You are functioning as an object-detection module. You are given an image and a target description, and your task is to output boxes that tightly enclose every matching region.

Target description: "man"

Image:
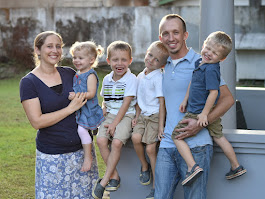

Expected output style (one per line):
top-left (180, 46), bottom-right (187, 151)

top-left (155, 14), bottom-right (234, 199)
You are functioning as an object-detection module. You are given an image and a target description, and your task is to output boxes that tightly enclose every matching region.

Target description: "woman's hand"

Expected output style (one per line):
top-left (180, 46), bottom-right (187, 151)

top-left (68, 92), bottom-right (87, 113)
top-left (68, 92), bottom-right (75, 100)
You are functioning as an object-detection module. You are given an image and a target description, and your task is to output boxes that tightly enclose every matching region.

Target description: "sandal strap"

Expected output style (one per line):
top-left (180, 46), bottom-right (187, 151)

top-left (186, 163), bottom-right (199, 175)
top-left (231, 165), bottom-right (244, 173)
top-left (190, 163), bottom-right (199, 173)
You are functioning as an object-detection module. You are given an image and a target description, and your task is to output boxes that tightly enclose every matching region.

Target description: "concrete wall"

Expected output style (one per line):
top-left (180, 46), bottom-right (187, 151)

top-left (110, 87), bottom-right (265, 198)
top-left (234, 3), bottom-right (265, 81)
top-left (110, 129), bottom-right (265, 199)
top-left (0, 6), bottom-right (201, 70)
top-left (236, 87), bottom-right (265, 130)
top-left (0, 0), bottom-right (103, 8)
top-left (0, 3), bottom-right (264, 80)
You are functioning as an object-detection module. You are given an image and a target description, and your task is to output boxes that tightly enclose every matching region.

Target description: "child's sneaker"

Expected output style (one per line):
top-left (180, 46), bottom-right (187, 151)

top-left (146, 188), bottom-right (155, 199)
top-left (182, 163), bottom-right (203, 186)
top-left (92, 178), bottom-right (105, 199)
top-left (226, 165), bottom-right (247, 180)
top-left (140, 164), bottom-right (151, 185)
top-left (105, 177), bottom-right (120, 191)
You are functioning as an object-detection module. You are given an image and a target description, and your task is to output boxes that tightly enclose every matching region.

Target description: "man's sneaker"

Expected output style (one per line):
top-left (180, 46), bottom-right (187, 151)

top-left (105, 178), bottom-right (120, 192)
top-left (92, 178), bottom-right (105, 199)
top-left (140, 164), bottom-right (151, 185)
top-left (146, 188), bottom-right (155, 199)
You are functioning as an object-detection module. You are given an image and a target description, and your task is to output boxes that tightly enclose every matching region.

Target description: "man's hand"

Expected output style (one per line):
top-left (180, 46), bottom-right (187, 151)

top-left (174, 118), bottom-right (203, 140)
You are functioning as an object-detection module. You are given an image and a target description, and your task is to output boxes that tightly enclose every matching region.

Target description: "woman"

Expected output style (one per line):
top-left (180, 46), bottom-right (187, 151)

top-left (19, 31), bottom-right (99, 198)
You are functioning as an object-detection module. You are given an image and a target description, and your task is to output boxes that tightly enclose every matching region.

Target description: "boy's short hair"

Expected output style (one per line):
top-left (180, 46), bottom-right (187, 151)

top-left (107, 40), bottom-right (132, 59)
top-left (204, 31), bottom-right (232, 59)
top-left (159, 14), bottom-right (187, 35)
top-left (147, 41), bottom-right (169, 65)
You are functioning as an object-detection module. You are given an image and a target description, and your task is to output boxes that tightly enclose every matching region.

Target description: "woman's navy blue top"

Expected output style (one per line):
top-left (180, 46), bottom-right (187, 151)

top-left (19, 67), bottom-right (82, 154)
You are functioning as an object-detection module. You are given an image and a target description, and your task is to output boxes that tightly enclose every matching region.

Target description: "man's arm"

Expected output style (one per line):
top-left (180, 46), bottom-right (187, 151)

top-left (175, 85), bottom-right (234, 139)
top-left (207, 85), bottom-right (234, 124)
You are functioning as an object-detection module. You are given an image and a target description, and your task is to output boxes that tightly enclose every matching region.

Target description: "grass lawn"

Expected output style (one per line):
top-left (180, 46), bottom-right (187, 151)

top-left (0, 68), bottom-right (109, 198)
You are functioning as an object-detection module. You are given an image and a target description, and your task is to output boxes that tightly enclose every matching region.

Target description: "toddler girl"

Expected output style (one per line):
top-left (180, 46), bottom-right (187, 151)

top-left (69, 41), bottom-right (105, 171)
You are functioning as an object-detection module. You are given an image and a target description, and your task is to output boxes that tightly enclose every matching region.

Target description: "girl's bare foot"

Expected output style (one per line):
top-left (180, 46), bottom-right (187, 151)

top-left (81, 155), bottom-right (93, 172)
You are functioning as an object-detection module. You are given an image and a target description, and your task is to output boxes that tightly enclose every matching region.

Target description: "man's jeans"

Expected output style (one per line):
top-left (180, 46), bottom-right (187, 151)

top-left (154, 145), bottom-right (213, 199)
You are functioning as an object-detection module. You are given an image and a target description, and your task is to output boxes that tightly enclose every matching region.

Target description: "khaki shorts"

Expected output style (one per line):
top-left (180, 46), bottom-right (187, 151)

top-left (97, 113), bottom-right (134, 145)
top-left (132, 113), bottom-right (159, 144)
top-left (171, 112), bottom-right (223, 140)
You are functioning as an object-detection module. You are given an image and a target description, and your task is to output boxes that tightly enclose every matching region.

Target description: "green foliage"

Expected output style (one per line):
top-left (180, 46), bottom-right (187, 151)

top-left (0, 69), bottom-right (110, 198)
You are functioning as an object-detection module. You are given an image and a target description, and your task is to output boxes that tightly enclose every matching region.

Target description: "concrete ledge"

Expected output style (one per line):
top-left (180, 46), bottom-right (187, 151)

top-left (110, 129), bottom-right (265, 198)
top-left (217, 129), bottom-right (265, 154)
top-left (209, 129), bottom-right (265, 199)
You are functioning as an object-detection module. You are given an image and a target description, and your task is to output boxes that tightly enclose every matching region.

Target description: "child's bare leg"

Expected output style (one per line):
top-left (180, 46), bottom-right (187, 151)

top-left (77, 126), bottom-right (93, 172)
top-left (173, 139), bottom-right (197, 172)
top-left (146, 142), bottom-right (157, 188)
top-left (97, 137), bottom-right (119, 180)
top-left (81, 143), bottom-right (93, 172)
top-left (100, 139), bottom-right (123, 187)
top-left (213, 136), bottom-right (240, 170)
top-left (132, 133), bottom-right (149, 171)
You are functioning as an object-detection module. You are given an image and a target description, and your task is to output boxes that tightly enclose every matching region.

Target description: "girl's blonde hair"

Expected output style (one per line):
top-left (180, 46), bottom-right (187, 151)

top-left (70, 41), bottom-right (104, 68)
top-left (33, 31), bottom-right (64, 66)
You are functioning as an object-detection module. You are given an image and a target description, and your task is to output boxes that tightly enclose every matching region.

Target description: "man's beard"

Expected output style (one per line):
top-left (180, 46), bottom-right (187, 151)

top-left (170, 49), bottom-right (180, 54)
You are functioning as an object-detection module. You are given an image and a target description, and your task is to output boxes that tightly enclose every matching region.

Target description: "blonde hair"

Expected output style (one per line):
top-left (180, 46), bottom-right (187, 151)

top-left (107, 40), bottom-right (132, 59)
top-left (70, 41), bottom-right (104, 68)
top-left (33, 31), bottom-right (64, 66)
top-left (147, 41), bottom-right (169, 65)
top-left (204, 31), bottom-right (232, 59)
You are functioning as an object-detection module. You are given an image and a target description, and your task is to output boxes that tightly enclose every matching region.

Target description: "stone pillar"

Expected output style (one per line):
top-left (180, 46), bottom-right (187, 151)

top-left (200, 0), bottom-right (236, 129)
